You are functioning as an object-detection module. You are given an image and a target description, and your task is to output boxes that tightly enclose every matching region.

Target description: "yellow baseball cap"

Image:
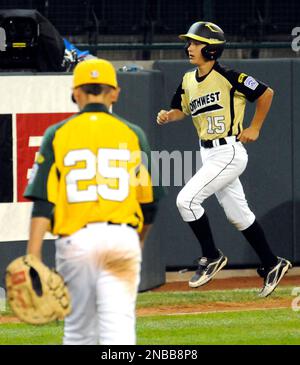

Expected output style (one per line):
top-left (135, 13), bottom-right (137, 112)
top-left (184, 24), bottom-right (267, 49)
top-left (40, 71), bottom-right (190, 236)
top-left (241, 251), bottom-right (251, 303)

top-left (73, 58), bottom-right (118, 89)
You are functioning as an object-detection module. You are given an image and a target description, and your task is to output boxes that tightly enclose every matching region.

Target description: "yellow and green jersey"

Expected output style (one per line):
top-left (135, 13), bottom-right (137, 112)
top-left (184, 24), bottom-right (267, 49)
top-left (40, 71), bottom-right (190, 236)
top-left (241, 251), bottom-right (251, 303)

top-left (171, 62), bottom-right (268, 140)
top-left (24, 103), bottom-right (163, 236)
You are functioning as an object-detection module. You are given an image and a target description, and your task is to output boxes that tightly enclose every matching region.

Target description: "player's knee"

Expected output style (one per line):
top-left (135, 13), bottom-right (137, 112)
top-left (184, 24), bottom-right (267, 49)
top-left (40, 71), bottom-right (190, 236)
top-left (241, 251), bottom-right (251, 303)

top-left (176, 190), bottom-right (189, 212)
top-left (177, 188), bottom-right (206, 211)
top-left (218, 197), bottom-right (256, 231)
top-left (235, 214), bottom-right (256, 231)
top-left (177, 190), bottom-right (205, 221)
top-left (225, 212), bottom-right (255, 231)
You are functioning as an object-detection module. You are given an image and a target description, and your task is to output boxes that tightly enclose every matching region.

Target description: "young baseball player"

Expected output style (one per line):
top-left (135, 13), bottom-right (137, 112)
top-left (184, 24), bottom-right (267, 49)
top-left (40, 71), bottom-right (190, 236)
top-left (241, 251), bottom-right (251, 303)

top-left (157, 21), bottom-right (292, 297)
top-left (24, 58), bottom-right (164, 344)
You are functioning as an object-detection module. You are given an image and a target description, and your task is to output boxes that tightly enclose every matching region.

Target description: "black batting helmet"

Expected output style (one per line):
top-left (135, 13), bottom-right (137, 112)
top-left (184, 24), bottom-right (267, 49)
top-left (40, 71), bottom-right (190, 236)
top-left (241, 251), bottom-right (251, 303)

top-left (179, 21), bottom-right (226, 60)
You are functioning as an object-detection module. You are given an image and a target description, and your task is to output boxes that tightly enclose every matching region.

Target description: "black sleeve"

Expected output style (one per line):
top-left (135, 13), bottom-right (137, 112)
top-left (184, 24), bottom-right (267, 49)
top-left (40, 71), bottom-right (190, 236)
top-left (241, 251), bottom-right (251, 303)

top-left (170, 82), bottom-right (185, 110)
top-left (216, 64), bottom-right (269, 102)
top-left (141, 202), bottom-right (158, 224)
top-left (32, 199), bottom-right (54, 219)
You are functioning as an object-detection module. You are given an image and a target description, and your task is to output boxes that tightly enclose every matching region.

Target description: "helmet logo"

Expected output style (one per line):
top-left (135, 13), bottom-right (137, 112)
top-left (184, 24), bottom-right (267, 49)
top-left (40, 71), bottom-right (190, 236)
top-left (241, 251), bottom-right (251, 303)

top-left (205, 23), bottom-right (220, 33)
top-left (90, 70), bottom-right (99, 78)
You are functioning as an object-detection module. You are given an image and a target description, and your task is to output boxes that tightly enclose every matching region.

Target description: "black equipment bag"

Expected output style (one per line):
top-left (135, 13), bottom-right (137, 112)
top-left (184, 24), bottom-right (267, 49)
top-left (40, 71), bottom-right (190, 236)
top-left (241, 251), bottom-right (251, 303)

top-left (0, 9), bottom-right (65, 71)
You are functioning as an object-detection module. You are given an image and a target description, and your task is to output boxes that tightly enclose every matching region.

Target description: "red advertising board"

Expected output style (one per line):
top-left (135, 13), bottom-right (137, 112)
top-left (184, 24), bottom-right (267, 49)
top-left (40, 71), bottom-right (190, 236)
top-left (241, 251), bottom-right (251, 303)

top-left (16, 113), bottom-right (74, 202)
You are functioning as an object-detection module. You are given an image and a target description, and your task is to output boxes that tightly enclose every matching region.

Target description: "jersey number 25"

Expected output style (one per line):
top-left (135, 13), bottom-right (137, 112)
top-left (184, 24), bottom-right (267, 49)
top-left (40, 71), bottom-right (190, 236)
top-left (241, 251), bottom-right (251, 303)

top-left (64, 148), bottom-right (130, 203)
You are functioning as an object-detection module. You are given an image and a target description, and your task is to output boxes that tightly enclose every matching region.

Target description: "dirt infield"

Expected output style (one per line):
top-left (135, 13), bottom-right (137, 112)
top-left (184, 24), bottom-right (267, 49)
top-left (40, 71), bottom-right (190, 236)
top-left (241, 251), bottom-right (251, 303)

top-left (136, 275), bottom-right (300, 316)
top-left (137, 298), bottom-right (293, 316)
top-left (151, 275), bottom-right (300, 292)
top-left (0, 316), bottom-right (21, 324)
top-left (1, 276), bottom-right (299, 322)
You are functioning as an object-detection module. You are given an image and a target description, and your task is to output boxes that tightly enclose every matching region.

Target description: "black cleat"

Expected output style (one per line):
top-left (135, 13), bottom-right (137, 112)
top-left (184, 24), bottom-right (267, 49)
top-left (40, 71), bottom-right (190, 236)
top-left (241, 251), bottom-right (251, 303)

top-left (189, 250), bottom-right (228, 288)
top-left (257, 257), bottom-right (292, 298)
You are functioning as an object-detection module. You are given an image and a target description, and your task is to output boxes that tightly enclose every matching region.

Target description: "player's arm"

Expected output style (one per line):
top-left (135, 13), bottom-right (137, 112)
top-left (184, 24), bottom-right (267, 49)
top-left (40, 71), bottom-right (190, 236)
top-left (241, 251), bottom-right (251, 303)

top-left (238, 87), bottom-right (274, 143)
top-left (139, 224), bottom-right (150, 245)
top-left (136, 164), bottom-right (159, 248)
top-left (27, 217), bottom-right (50, 260)
top-left (136, 199), bottom-right (155, 249)
top-left (157, 80), bottom-right (189, 125)
top-left (226, 69), bottom-right (274, 143)
top-left (157, 108), bottom-right (185, 125)
top-left (133, 126), bottom-right (166, 247)
top-left (24, 126), bottom-right (58, 260)
top-left (26, 200), bottom-right (54, 259)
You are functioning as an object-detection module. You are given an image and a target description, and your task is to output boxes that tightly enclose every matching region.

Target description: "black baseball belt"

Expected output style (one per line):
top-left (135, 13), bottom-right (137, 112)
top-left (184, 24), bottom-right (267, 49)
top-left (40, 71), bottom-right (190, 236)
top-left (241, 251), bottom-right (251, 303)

top-left (201, 136), bottom-right (238, 148)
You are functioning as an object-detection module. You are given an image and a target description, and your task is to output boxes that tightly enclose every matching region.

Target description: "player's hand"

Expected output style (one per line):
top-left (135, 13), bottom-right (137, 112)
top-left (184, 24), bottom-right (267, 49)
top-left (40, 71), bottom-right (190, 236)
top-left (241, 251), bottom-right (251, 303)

top-left (238, 127), bottom-right (260, 143)
top-left (157, 110), bottom-right (170, 125)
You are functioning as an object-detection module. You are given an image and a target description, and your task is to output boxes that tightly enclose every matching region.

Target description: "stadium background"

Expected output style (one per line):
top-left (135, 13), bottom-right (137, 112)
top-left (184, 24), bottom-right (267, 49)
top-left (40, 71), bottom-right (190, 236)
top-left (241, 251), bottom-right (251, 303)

top-left (1, 0), bottom-right (300, 59)
top-left (0, 1), bottom-right (299, 292)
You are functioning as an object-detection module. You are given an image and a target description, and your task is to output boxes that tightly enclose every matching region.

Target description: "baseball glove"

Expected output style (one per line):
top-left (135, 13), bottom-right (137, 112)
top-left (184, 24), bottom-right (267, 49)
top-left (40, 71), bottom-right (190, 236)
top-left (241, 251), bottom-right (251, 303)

top-left (5, 254), bottom-right (71, 324)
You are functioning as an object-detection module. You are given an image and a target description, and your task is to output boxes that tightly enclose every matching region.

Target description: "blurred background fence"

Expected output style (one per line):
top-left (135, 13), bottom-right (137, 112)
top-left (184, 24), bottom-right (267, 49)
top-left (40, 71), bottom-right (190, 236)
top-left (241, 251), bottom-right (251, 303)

top-left (0, 0), bottom-right (300, 59)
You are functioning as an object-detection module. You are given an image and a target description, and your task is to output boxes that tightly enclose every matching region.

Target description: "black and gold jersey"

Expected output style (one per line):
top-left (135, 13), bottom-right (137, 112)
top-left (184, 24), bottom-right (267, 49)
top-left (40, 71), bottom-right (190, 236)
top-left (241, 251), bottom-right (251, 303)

top-left (171, 62), bottom-right (268, 140)
top-left (24, 103), bottom-right (164, 236)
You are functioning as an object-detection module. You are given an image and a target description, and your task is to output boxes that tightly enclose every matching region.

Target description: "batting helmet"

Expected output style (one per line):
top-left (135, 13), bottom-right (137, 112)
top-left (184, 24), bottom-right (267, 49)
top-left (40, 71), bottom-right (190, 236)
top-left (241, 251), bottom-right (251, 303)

top-left (179, 21), bottom-right (226, 61)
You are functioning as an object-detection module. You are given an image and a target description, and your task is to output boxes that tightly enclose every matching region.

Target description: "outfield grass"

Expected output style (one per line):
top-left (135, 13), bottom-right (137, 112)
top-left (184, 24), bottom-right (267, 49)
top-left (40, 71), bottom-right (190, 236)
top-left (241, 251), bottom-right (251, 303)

top-left (137, 309), bottom-right (300, 345)
top-left (0, 322), bottom-right (63, 345)
top-left (0, 288), bottom-right (299, 345)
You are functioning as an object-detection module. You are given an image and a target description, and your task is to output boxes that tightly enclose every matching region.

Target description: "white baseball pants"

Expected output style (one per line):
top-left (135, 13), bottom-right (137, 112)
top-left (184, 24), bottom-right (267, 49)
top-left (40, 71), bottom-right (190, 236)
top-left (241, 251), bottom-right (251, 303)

top-left (55, 222), bottom-right (141, 345)
top-left (176, 139), bottom-right (255, 231)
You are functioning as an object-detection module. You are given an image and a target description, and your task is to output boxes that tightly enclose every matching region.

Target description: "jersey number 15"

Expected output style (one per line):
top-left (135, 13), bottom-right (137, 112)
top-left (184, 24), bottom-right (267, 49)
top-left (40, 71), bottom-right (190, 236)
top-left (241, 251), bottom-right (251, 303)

top-left (207, 116), bottom-right (226, 134)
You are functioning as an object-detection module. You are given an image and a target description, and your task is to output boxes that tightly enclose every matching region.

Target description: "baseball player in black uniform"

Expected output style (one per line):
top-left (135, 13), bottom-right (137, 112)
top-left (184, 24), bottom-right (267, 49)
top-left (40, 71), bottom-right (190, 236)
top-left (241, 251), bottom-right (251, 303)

top-left (157, 21), bottom-right (291, 297)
